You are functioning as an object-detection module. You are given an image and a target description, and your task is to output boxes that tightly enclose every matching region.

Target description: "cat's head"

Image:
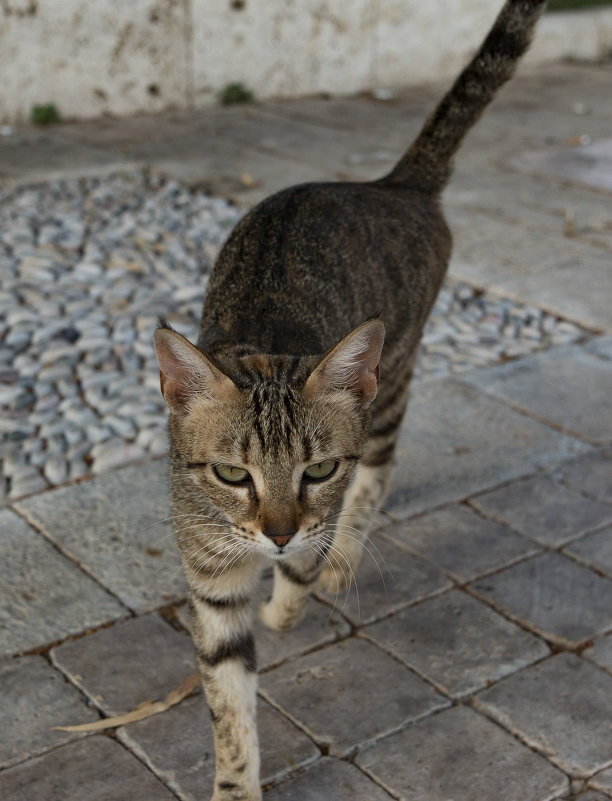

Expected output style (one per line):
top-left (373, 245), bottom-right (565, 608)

top-left (153, 318), bottom-right (384, 559)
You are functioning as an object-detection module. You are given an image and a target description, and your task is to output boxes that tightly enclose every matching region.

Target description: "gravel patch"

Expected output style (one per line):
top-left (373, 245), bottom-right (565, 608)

top-left (0, 170), bottom-right (587, 500)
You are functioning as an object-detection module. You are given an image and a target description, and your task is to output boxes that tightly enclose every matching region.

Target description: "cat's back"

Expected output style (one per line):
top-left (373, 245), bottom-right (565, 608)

top-left (199, 180), bottom-right (451, 355)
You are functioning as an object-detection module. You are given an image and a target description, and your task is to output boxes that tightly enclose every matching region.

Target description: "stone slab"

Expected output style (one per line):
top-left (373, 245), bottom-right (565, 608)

top-left (356, 705), bottom-right (567, 801)
top-left (384, 505), bottom-right (538, 583)
top-left (448, 208), bottom-right (612, 331)
top-left (446, 164), bottom-right (612, 254)
top-left (265, 94), bottom-right (429, 146)
top-left (461, 344), bottom-right (612, 445)
top-left (588, 335), bottom-right (612, 361)
top-left (51, 613), bottom-right (197, 717)
top-left (577, 793), bottom-right (612, 801)
top-left (553, 451), bottom-right (612, 505)
top-left (0, 509), bottom-right (125, 657)
top-left (584, 633), bottom-right (612, 677)
top-left (470, 475), bottom-right (612, 547)
top-left (387, 377), bottom-right (588, 517)
top-left (566, 526), bottom-right (612, 579)
top-left (264, 757), bottom-right (393, 801)
top-left (591, 767), bottom-right (612, 796)
top-left (475, 653), bottom-right (612, 777)
top-left (259, 638), bottom-right (447, 756)
top-left (154, 143), bottom-right (330, 208)
top-left (316, 534), bottom-right (451, 627)
top-left (0, 130), bottom-right (130, 183)
top-left (0, 655), bottom-right (99, 769)
top-left (0, 736), bottom-right (176, 801)
top-left (470, 552), bottom-right (612, 647)
top-left (203, 108), bottom-right (402, 182)
top-left (120, 694), bottom-right (319, 797)
top-left (509, 139), bottom-right (612, 194)
top-left (364, 589), bottom-right (548, 698)
top-left (16, 459), bottom-right (187, 613)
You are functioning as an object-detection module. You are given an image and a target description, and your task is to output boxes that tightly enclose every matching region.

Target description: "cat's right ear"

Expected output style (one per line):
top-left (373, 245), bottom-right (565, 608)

top-left (304, 317), bottom-right (385, 408)
top-left (153, 326), bottom-right (238, 414)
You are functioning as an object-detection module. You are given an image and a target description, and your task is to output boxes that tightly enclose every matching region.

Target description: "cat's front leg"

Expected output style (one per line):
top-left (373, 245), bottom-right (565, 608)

top-left (187, 559), bottom-right (263, 801)
top-left (259, 549), bottom-right (324, 632)
top-left (318, 461), bottom-right (393, 593)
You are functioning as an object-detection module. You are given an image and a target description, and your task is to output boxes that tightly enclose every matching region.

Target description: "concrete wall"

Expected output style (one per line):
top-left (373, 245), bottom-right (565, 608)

top-left (1, 0), bottom-right (612, 124)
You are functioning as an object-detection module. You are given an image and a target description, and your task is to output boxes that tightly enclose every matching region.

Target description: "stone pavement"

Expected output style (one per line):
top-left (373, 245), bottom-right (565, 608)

top-left (1, 60), bottom-right (612, 800)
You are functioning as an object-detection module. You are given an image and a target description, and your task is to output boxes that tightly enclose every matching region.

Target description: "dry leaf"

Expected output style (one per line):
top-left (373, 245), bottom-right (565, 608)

top-left (52, 672), bottom-right (200, 733)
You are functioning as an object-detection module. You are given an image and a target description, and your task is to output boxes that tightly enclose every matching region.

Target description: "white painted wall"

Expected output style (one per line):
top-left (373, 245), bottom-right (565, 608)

top-left (1, 0), bottom-right (611, 123)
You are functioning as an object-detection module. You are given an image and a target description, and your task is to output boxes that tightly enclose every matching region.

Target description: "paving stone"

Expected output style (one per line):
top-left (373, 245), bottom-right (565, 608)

top-left (153, 140), bottom-right (329, 208)
top-left (553, 451), bottom-right (612, 505)
top-left (0, 130), bottom-right (130, 182)
top-left (259, 638), bottom-right (447, 756)
top-left (591, 768), bottom-right (612, 796)
top-left (356, 705), bottom-right (567, 801)
top-left (470, 552), bottom-right (612, 647)
top-left (316, 534), bottom-right (451, 626)
top-left (566, 526), bottom-right (612, 579)
top-left (584, 632), bottom-right (612, 676)
top-left (509, 138), bottom-right (612, 194)
top-left (364, 589), bottom-right (548, 698)
top-left (587, 336), bottom-right (612, 361)
top-left (383, 504), bottom-right (538, 583)
top-left (264, 757), bottom-right (393, 801)
top-left (0, 736), bottom-right (176, 801)
top-left (447, 163), bottom-right (612, 252)
top-left (51, 614), bottom-right (197, 716)
top-left (119, 694), bottom-right (319, 797)
top-left (449, 210), bottom-right (612, 331)
top-left (475, 653), bottom-right (612, 777)
top-left (388, 377), bottom-right (588, 516)
top-left (0, 509), bottom-right (125, 657)
top-left (0, 655), bottom-right (99, 769)
top-left (576, 793), bottom-right (612, 801)
top-left (16, 459), bottom-right (187, 613)
top-left (470, 476), bottom-right (612, 547)
top-left (461, 345), bottom-right (612, 445)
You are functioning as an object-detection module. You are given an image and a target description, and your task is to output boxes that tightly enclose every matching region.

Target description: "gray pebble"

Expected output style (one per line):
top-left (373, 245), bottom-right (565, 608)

top-left (43, 457), bottom-right (68, 485)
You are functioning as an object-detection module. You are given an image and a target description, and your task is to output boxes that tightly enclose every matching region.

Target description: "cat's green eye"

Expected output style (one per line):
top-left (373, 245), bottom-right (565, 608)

top-left (303, 459), bottom-right (338, 482)
top-left (214, 464), bottom-right (250, 484)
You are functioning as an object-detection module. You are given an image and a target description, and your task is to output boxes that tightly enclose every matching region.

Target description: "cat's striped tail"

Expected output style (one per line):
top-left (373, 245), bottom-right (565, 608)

top-left (382, 0), bottom-right (547, 192)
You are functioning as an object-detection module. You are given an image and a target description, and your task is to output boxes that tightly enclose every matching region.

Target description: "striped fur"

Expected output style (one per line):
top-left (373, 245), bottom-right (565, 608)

top-left (154, 3), bottom-right (547, 798)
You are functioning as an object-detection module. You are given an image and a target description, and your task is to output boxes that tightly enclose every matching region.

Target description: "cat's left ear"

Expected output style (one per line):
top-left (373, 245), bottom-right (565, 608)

top-left (304, 318), bottom-right (385, 408)
top-left (154, 325), bottom-right (238, 414)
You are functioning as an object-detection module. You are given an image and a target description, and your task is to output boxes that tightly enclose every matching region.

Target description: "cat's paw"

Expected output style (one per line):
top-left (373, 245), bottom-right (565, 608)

top-left (258, 600), bottom-right (304, 632)
top-left (318, 565), bottom-right (350, 594)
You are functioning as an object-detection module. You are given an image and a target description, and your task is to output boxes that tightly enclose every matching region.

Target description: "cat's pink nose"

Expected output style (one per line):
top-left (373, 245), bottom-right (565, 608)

top-left (263, 524), bottom-right (297, 547)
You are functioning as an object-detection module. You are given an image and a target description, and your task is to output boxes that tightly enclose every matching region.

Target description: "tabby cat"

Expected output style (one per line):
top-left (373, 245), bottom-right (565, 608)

top-left (154, 2), bottom-right (547, 798)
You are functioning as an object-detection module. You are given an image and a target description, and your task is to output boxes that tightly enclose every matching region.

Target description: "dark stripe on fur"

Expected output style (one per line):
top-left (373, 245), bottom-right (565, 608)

top-left (363, 441), bottom-right (396, 467)
top-left (278, 560), bottom-right (316, 586)
top-left (193, 590), bottom-right (251, 610)
top-left (197, 632), bottom-right (256, 672)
